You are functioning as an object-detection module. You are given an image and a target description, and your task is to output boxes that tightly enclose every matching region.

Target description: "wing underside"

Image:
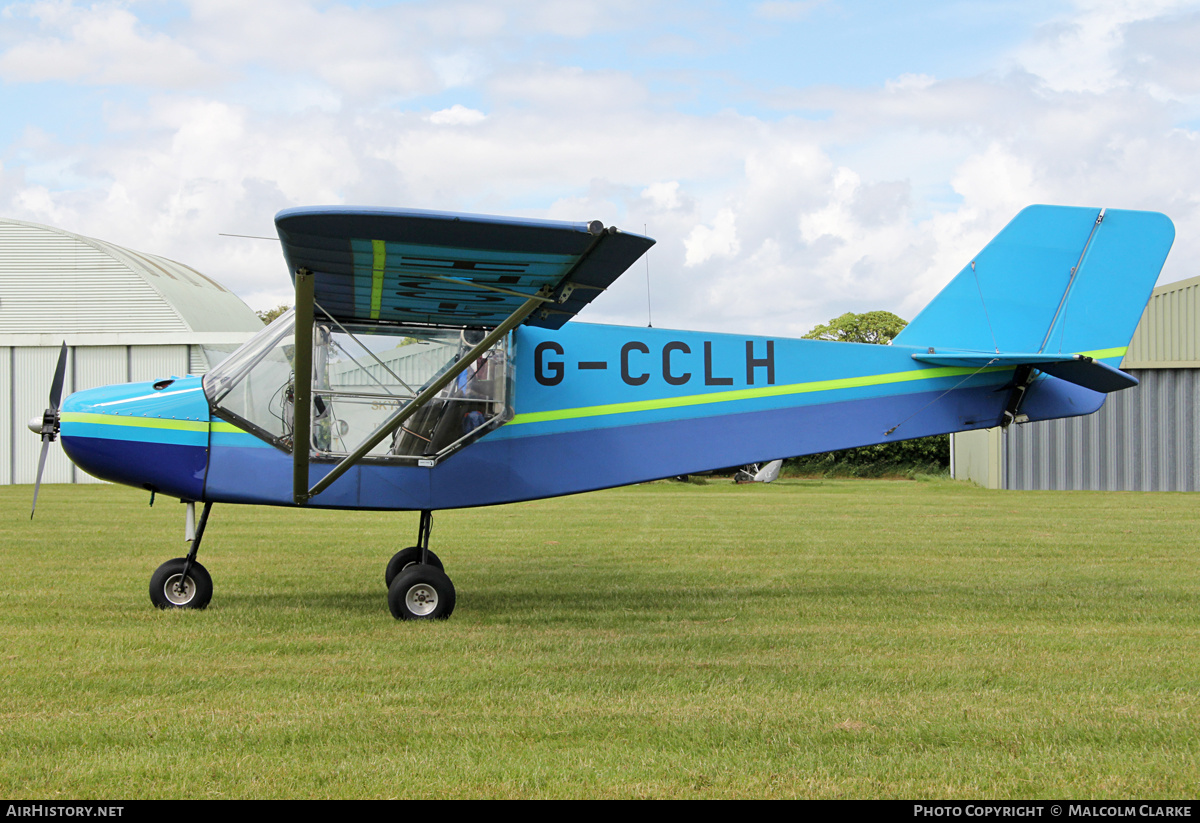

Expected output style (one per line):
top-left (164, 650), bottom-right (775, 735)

top-left (275, 207), bottom-right (655, 329)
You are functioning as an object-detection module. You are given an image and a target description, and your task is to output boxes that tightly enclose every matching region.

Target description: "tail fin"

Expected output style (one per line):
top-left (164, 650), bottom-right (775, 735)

top-left (894, 206), bottom-right (1175, 371)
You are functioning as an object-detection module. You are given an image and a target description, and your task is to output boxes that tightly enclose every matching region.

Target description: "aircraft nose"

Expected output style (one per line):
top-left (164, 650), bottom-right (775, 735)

top-left (28, 416), bottom-right (42, 435)
top-left (58, 377), bottom-right (211, 500)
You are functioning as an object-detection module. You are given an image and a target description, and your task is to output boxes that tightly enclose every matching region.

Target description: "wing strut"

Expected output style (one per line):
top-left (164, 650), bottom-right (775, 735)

top-left (291, 281), bottom-right (552, 505)
top-left (292, 269), bottom-right (316, 504)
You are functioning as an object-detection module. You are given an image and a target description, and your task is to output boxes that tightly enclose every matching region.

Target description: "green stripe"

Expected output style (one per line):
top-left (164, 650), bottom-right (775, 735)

top-left (211, 421), bottom-right (251, 434)
top-left (60, 412), bottom-right (208, 432)
top-left (371, 239), bottom-right (385, 320)
top-left (506, 345), bottom-right (1130, 428)
top-left (508, 364), bottom-right (987, 427)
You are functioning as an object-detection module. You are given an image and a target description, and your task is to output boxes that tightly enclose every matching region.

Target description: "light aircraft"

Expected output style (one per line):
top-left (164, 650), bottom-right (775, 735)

top-left (30, 205), bottom-right (1175, 619)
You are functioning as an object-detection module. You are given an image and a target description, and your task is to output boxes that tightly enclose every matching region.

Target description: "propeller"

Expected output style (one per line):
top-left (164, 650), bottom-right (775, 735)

top-left (29, 342), bottom-right (67, 519)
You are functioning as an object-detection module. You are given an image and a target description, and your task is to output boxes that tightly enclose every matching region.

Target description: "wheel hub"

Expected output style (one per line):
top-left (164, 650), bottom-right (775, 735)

top-left (164, 574), bottom-right (195, 606)
top-left (405, 583), bottom-right (438, 616)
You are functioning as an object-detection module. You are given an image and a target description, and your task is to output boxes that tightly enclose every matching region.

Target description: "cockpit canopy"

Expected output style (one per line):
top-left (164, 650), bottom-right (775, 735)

top-left (202, 309), bottom-right (512, 464)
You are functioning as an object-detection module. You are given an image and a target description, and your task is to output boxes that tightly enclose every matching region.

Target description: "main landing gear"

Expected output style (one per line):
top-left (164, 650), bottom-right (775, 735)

top-left (385, 509), bottom-right (456, 620)
top-left (149, 501), bottom-right (214, 610)
top-left (148, 504), bottom-right (455, 619)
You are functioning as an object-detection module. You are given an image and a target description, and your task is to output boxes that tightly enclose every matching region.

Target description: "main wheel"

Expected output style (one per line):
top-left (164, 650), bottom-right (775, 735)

top-left (388, 564), bottom-right (455, 620)
top-left (384, 546), bottom-right (444, 588)
top-left (149, 558), bottom-right (213, 610)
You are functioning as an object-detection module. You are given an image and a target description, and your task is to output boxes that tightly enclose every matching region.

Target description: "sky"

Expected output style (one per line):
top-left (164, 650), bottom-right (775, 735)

top-left (2, 0), bottom-right (1198, 338)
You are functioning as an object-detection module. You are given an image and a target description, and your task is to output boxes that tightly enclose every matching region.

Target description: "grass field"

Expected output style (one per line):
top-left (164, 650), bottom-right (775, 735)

top-left (1, 478), bottom-right (1197, 799)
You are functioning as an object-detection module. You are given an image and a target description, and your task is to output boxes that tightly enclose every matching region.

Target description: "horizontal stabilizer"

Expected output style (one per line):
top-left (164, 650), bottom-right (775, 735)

top-left (912, 351), bottom-right (1138, 393)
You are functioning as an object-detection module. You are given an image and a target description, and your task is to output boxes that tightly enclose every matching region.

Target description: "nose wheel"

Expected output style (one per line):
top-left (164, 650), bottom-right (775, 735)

top-left (149, 557), bottom-right (213, 609)
top-left (150, 501), bottom-right (214, 610)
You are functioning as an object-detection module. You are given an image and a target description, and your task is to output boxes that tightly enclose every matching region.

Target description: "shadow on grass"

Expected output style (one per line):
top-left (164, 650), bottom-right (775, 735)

top-left (203, 571), bottom-right (798, 623)
top-left (211, 590), bottom-right (387, 614)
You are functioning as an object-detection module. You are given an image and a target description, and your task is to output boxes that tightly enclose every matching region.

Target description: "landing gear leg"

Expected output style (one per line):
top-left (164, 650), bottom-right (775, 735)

top-left (387, 509), bottom-right (455, 620)
top-left (383, 509), bottom-right (444, 587)
top-left (149, 502), bottom-right (214, 610)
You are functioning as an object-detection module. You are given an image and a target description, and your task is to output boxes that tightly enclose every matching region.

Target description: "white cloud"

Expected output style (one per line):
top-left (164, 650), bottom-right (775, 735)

top-left (684, 208), bottom-right (740, 267)
top-left (886, 73), bottom-right (936, 92)
top-left (640, 181), bottom-right (683, 211)
top-left (428, 105), bottom-right (487, 126)
top-left (13, 184), bottom-right (71, 225)
top-left (510, 0), bottom-right (650, 38)
top-left (1012, 0), bottom-right (1198, 94)
top-left (0, 2), bottom-right (216, 86)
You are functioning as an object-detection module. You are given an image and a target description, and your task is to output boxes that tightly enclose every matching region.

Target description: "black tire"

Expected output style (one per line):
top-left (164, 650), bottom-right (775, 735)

top-left (388, 564), bottom-right (455, 620)
top-left (149, 558), bottom-right (213, 610)
top-left (384, 546), bottom-right (444, 588)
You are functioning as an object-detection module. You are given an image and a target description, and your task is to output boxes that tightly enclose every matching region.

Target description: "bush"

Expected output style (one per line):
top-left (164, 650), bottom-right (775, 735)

top-left (783, 434), bottom-right (949, 478)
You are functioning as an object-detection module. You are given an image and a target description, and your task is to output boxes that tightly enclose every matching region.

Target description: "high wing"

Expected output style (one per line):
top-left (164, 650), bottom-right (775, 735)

top-left (277, 206), bottom-right (655, 504)
top-left (275, 206), bottom-right (655, 330)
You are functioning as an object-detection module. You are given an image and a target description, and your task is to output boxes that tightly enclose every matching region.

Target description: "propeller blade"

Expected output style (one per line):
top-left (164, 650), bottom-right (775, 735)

top-left (31, 438), bottom-right (50, 519)
top-left (49, 341), bottom-right (67, 412)
top-left (31, 342), bottom-right (68, 519)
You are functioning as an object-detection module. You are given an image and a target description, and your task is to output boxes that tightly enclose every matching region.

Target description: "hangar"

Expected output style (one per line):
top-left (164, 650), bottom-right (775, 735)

top-left (1, 217), bottom-right (264, 485)
top-left (952, 273), bottom-right (1200, 491)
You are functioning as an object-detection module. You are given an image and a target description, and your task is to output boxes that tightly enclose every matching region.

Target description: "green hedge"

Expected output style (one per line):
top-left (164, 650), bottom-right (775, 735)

top-left (783, 434), bottom-right (950, 478)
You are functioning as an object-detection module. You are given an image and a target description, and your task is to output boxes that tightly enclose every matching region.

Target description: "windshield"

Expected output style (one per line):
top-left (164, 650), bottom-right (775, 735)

top-left (202, 309), bottom-right (297, 440)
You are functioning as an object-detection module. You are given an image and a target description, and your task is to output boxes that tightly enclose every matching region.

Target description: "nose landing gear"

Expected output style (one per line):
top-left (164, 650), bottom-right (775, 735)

top-left (149, 501), bottom-right (213, 610)
top-left (149, 557), bottom-right (213, 609)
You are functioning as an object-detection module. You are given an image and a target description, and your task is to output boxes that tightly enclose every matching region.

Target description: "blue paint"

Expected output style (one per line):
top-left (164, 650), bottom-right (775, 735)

top-left (62, 436), bottom-right (208, 500)
top-left (210, 428), bottom-right (275, 450)
top-left (62, 377), bottom-right (210, 424)
top-left (203, 377), bottom-right (1021, 511)
top-left (58, 378), bottom-right (212, 499)
top-left (61, 420), bottom-right (207, 447)
top-left (204, 441), bottom-right (431, 509)
top-left (503, 323), bottom-right (1015, 438)
top-left (895, 207), bottom-right (1174, 354)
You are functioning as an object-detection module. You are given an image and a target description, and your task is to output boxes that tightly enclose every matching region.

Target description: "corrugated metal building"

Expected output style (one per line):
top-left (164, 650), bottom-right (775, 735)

top-left (1, 218), bottom-right (264, 485)
top-left (952, 274), bottom-right (1200, 490)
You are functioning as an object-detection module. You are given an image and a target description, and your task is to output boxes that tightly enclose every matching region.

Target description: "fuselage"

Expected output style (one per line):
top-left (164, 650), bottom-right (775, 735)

top-left (59, 321), bottom-right (1104, 511)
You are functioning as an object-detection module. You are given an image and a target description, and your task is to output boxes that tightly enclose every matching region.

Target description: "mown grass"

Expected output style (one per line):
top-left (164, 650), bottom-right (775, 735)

top-left (1, 479), bottom-right (1197, 798)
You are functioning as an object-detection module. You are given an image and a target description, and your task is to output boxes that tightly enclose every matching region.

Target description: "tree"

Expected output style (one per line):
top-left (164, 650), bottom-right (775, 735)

top-left (788, 309), bottom-right (950, 475)
top-left (256, 304), bottom-right (291, 325)
top-left (802, 310), bottom-right (908, 345)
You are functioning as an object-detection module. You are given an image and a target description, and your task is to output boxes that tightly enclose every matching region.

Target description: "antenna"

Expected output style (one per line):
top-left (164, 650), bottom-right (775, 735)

top-left (644, 223), bottom-right (653, 328)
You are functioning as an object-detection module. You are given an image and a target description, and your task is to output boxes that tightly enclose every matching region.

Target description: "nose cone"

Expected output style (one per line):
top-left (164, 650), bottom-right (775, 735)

top-left (59, 377), bottom-right (211, 499)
